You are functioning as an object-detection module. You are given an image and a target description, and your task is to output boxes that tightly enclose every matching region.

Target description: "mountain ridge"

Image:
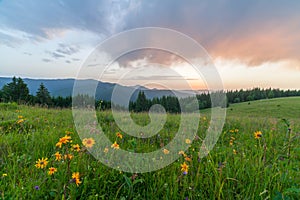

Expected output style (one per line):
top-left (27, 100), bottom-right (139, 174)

top-left (0, 77), bottom-right (205, 101)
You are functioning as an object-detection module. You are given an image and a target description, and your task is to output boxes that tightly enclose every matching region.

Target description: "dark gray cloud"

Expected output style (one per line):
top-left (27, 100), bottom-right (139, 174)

top-left (56, 43), bottom-right (79, 55)
top-left (45, 51), bottom-right (65, 59)
top-left (42, 58), bottom-right (52, 63)
top-left (52, 52), bottom-right (65, 59)
top-left (0, 0), bottom-right (137, 41)
top-left (44, 43), bottom-right (80, 61)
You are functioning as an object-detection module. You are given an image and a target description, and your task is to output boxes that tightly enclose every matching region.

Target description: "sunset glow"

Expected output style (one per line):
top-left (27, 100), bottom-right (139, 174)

top-left (0, 1), bottom-right (299, 90)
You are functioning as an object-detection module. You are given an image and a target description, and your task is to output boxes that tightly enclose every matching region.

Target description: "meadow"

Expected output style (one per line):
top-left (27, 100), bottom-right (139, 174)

top-left (0, 97), bottom-right (299, 199)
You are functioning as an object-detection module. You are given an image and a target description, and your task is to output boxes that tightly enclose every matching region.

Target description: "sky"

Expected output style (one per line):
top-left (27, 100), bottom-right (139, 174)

top-left (0, 0), bottom-right (300, 90)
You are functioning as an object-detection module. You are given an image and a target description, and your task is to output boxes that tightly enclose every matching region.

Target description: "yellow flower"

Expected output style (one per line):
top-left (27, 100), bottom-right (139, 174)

top-left (2, 173), bottom-right (7, 177)
top-left (163, 149), bottom-right (169, 155)
top-left (18, 115), bottom-right (23, 119)
top-left (111, 141), bottom-right (120, 149)
top-left (72, 172), bottom-right (80, 179)
top-left (17, 119), bottom-right (24, 124)
top-left (82, 138), bottom-right (95, 148)
top-left (54, 152), bottom-right (62, 161)
top-left (103, 147), bottom-right (109, 153)
top-left (72, 172), bottom-right (82, 186)
top-left (48, 167), bottom-right (57, 175)
top-left (56, 142), bottom-right (62, 148)
top-left (233, 149), bottom-right (237, 155)
top-left (35, 157), bottom-right (48, 169)
top-left (116, 132), bottom-right (123, 139)
top-left (229, 140), bottom-right (234, 146)
top-left (185, 139), bottom-right (191, 144)
top-left (56, 135), bottom-right (71, 148)
top-left (178, 150), bottom-right (185, 155)
top-left (254, 131), bottom-right (262, 139)
top-left (185, 156), bottom-right (192, 162)
top-left (64, 154), bottom-right (73, 160)
top-left (72, 144), bottom-right (81, 152)
top-left (234, 129), bottom-right (239, 133)
top-left (181, 162), bottom-right (189, 174)
top-left (61, 135), bottom-right (71, 143)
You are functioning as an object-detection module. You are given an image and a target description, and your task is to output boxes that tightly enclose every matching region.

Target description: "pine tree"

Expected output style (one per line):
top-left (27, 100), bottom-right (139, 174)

top-left (16, 77), bottom-right (30, 103)
top-left (1, 76), bottom-right (29, 103)
top-left (135, 91), bottom-right (148, 112)
top-left (36, 83), bottom-right (52, 106)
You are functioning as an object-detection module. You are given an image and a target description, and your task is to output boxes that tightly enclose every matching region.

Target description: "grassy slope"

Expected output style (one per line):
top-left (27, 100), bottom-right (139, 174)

top-left (227, 96), bottom-right (300, 119)
top-left (0, 97), bottom-right (299, 199)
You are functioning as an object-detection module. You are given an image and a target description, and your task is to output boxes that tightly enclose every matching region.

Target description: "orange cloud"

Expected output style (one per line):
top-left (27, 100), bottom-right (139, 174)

top-left (204, 19), bottom-right (300, 67)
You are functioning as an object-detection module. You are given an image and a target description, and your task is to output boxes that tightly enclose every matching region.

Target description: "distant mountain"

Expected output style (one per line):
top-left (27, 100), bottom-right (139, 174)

top-left (0, 77), bottom-right (205, 101)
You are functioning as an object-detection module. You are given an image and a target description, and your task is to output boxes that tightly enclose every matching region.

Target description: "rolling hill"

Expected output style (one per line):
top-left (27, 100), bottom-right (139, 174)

top-left (226, 96), bottom-right (300, 119)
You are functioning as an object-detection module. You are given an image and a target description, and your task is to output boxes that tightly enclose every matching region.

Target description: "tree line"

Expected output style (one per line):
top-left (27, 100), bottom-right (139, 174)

top-left (129, 87), bottom-right (300, 113)
top-left (0, 77), bottom-right (71, 108)
top-left (1, 77), bottom-right (300, 112)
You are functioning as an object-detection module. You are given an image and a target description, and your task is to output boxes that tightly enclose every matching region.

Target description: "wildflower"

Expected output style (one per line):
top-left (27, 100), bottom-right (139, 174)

top-left (103, 147), bottom-right (109, 153)
top-left (56, 142), bottom-right (62, 148)
top-left (82, 138), bottom-right (95, 148)
top-left (234, 129), bottom-right (239, 133)
top-left (54, 152), bottom-right (62, 161)
top-left (163, 149), bottom-right (169, 154)
top-left (181, 162), bottom-right (189, 174)
top-left (72, 144), bottom-right (81, 152)
top-left (254, 131), bottom-right (262, 139)
top-left (34, 186), bottom-right (40, 190)
top-left (56, 135), bottom-right (71, 148)
top-left (178, 150), bottom-right (185, 155)
top-left (229, 140), bottom-right (234, 146)
top-left (111, 141), bottom-right (120, 149)
top-left (72, 172), bottom-right (82, 186)
top-left (2, 173), bottom-right (7, 177)
top-left (18, 115), bottom-right (23, 119)
top-left (233, 149), bottom-right (237, 155)
top-left (185, 139), bottom-right (191, 144)
top-left (17, 119), bottom-right (24, 124)
top-left (185, 156), bottom-right (192, 162)
top-left (64, 154), bottom-right (73, 160)
top-left (35, 157), bottom-right (48, 169)
top-left (116, 132), bottom-right (123, 139)
top-left (48, 167), bottom-right (57, 175)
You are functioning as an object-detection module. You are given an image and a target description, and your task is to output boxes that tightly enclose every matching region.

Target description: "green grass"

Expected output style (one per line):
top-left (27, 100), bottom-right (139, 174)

top-left (0, 97), bottom-right (299, 199)
top-left (227, 97), bottom-right (300, 119)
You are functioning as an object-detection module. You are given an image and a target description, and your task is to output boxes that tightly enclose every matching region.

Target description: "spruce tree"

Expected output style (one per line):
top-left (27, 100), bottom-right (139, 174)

top-left (36, 83), bottom-right (52, 106)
